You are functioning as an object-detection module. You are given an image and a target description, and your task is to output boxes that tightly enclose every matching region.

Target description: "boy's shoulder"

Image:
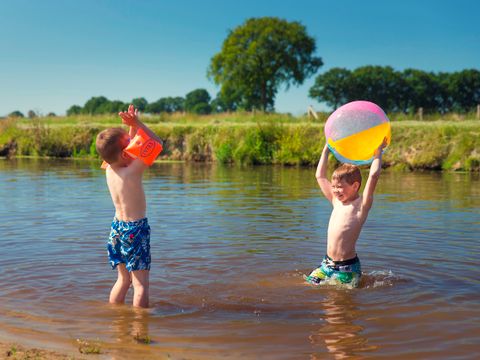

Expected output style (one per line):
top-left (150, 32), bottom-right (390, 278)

top-left (332, 195), bottom-right (364, 209)
top-left (107, 159), bottom-right (146, 176)
top-left (125, 159), bottom-right (148, 175)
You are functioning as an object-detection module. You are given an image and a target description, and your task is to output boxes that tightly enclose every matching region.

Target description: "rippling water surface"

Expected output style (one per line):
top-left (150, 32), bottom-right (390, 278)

top-left (0, 159), bottom-right (479, 359)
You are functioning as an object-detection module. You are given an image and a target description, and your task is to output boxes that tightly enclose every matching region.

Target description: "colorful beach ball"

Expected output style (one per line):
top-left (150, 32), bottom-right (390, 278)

top-left (325, 101), bottom-right (391, 165)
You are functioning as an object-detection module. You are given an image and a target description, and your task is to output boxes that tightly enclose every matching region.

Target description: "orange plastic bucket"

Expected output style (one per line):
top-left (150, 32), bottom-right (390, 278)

top-left (124, 128), bottom-right (163, 165)
top-left (101, 128), bottom-right (163, 168)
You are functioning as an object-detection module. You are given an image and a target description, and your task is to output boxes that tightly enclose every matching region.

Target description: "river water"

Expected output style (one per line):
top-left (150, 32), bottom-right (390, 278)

top-left (0, 159), bottom-right (479, 359)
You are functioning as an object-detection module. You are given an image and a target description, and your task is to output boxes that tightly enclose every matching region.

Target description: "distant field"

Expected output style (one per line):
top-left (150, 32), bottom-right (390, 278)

top-left (9, 109), bottom-right (480, 126)
top-left (1, 113), bottom-right (479, 171)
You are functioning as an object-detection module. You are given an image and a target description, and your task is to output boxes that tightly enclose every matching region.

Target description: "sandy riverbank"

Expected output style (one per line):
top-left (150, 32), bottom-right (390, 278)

top-left (0, 340), bottom-right (85, 360)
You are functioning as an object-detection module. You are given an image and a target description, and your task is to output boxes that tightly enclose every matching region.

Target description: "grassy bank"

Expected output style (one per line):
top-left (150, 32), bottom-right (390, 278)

top-left (1, 114), bottom-right (479, 171)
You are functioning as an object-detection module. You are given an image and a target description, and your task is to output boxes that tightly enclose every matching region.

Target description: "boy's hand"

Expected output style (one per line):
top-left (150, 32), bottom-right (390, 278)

top-left (374, 137), bottom-right (388, 157)
top-left (119, 104), bottom-right (139, 127)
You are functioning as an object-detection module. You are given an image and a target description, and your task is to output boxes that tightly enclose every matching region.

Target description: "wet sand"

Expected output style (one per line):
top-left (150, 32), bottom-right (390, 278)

top-left (0, 340), bottom-right (83, 360)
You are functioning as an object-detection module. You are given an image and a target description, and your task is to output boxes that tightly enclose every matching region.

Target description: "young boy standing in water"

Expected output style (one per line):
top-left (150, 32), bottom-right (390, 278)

top-left (305, 138), bottom-right (387, 287)
top-left (96, 105), bottom-right (163, 308)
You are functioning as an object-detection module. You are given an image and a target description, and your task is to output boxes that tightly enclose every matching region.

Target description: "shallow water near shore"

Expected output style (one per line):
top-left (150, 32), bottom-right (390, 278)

top-left (0, 158), bottom-right (479, 359)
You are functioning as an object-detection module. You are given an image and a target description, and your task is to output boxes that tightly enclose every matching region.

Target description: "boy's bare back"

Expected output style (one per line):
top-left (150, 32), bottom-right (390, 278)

top-left (106, 160), bottom-right (147, 222)
top-left (104, 105), bottom-right (163, 222)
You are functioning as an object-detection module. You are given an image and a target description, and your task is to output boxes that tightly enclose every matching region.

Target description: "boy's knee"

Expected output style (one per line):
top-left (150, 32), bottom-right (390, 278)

top-left (132, 273), bottom-right (149, 290)
top-left (132, 278), bottom-right (147, 290)
top-left (117, 273), bottom-right (131, 287)
top-left (121, 277), bottom-right (132, 285)
top-left (117, 280), bottom-right (131, 291)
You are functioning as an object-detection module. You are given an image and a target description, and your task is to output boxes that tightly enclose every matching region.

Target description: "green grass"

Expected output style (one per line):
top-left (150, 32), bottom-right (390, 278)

top-left (76, 338), bottom-right (102, 354)
top-left (133, 333), bottom-right (152, 345)
top-left (13, 111), bottom-right (311, 127)
top-left (1, 113), bottom-right (479, 171)
top-left (6, 345), bottom-right (17, 357)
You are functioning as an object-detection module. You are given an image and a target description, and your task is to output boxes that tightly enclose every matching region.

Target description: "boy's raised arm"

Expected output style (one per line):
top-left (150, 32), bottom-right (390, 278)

top-left (119, 105), bottom-right (163, 146)
top-left (362, 137), bottom-right (388, 210)
top-left (119, 104), bottom-right (164, 173)
top-left (119, 105), bottom-right (139, 138)
top-left (316, 144), bottom-right (333, 203)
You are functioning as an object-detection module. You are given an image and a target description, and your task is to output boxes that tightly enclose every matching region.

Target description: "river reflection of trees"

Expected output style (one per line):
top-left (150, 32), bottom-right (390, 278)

top-left (0, 158), bottom-right (107, 183)
top-left (152, 162), bottom-right (317, 200)
top-left (151, 163), bottom-right (480, 210)
top-left (375, 171), bottom-right (480, 208)
top-left (2, 159), bottom-right (479, 209)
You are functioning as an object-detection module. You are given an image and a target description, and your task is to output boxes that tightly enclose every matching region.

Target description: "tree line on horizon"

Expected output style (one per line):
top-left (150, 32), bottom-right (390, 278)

top-left (5, 17), bottom-right (480, 119)
top-left (310, 67), bottom-right (480, 114)
top-left (66, 66), bottom-right (480, 117)
top-left (65, 87), bottom-right (216, 116)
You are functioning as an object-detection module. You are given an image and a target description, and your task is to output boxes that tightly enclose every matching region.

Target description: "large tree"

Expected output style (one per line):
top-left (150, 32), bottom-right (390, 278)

top-left (131, 97), bottom-right (148, 112)
top-left (8, 110), bottom-right (24, 118)
top-left (348, 66), bottom-right (404, 113)
top-left (309, 68), bottom-right (352, 109)
top-left (185, 89), bottom-right (212, 114)
top-left (82, 96), bottom-right (110, 115)
top-left (208, 17), bottom-right (322, 112)
top-left (448, 69), bottom-right (480, 112)
top-left (146, 97), bottom-right (185, 114)
top-left (434, 72), bottom-right (454, 114)
top-left (76, 96), bottom-right (127, 115)
top-left (402, 69), bottom-right (439, 113)
top-left (310, 66), bottom-right (406, 113)
top-left (66, 105), bottom-right (82, 116)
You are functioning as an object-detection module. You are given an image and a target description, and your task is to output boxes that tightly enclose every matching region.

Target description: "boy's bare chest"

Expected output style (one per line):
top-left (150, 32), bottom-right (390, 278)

top-left (329, 200), bottom-right (365, 229)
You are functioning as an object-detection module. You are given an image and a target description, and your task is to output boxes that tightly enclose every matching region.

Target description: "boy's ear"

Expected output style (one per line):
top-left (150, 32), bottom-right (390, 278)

top-left (353, 181), bottom-right (361, 192)
top-left (121, 151), bottom-right (131, 160)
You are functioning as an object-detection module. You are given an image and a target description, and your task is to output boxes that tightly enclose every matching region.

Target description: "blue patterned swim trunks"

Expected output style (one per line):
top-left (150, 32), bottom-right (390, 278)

top-left (107, 217), bottom-right (151, 272)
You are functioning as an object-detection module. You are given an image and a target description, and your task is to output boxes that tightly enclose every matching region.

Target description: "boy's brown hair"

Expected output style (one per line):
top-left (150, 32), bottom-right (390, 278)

top-left (332, 164), bottom-right (362, 187)
top-left (96, 128), bottom-right (128, 164)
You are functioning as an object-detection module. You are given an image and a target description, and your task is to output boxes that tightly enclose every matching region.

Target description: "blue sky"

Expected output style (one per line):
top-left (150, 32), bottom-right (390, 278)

top-left (0, 0), bottom-right (479, 116)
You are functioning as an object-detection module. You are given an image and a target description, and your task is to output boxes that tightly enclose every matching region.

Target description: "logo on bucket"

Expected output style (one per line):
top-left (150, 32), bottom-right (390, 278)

top-left (141, 139), bottom-right (156, 157)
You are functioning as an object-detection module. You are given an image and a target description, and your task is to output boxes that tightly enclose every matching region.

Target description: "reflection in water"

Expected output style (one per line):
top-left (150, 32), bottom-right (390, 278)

top-left (107, 306), bottom-right (154, 360)
top-left (110, 306), bottom-right (150, 344)
top-left (310, 290), bottom-right (377, 359)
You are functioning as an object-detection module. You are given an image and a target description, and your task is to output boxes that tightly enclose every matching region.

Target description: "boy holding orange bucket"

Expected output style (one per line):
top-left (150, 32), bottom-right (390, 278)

top-left (96, 105), bottom-right (163, 308)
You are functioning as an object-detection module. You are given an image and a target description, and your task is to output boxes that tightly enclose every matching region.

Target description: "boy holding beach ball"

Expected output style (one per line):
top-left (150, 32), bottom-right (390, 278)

top-left (305, 101), bottom-right (389, 287)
